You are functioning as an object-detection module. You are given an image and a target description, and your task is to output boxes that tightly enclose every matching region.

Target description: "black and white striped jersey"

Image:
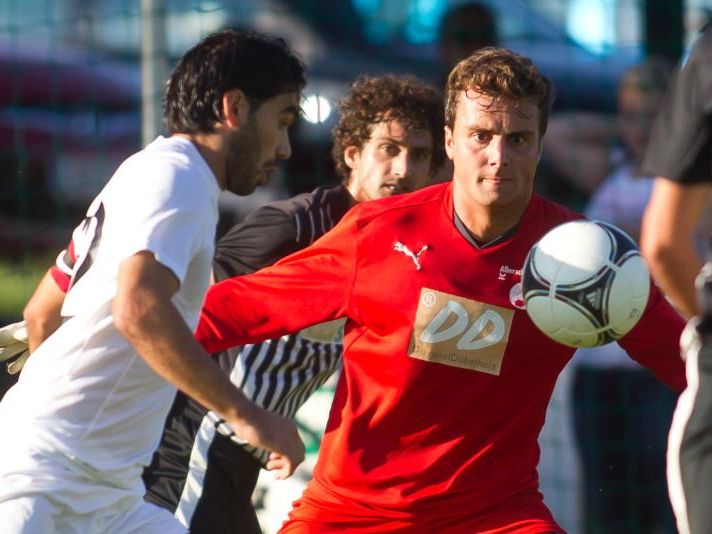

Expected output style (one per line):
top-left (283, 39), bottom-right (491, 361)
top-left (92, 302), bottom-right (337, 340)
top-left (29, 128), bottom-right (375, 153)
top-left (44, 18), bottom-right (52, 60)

top-left (143, 184), bottom-right (355, 521)
top-left (209, 183), bottom-right (354, 463)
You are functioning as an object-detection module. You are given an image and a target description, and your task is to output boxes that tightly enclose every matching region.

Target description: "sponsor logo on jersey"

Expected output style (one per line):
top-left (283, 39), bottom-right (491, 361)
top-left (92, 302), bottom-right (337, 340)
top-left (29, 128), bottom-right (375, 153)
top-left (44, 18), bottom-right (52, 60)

top-left (498, 264), bottom-right (522, 281)
top-left (509, 282), bottom-right (525, 310)
top-left (393, 241), bottom-right (428, 270)
top-left (408, 287), bottom-right (514, 375)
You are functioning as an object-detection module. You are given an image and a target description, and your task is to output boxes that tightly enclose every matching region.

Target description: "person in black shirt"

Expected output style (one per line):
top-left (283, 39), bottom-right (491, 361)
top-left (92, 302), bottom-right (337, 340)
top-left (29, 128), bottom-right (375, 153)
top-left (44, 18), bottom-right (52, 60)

top-left (640, 24), bottom-right (712, 534)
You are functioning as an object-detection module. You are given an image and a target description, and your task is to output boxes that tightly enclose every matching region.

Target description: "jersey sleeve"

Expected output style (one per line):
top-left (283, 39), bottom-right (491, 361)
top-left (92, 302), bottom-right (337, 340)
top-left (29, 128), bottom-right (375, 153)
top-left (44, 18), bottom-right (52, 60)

top-left (642, 25), bottom-right (712, 183)
top-left (106, 159), bottom-right (212, 287)
top-left (196, 204), bottom-right (361, 354)
top-left (50, 240), bottom-right (76, 292)
top-left (617, 282), bottom-right (687, 391)
top-left (212, 206), bottom-right (298, 281)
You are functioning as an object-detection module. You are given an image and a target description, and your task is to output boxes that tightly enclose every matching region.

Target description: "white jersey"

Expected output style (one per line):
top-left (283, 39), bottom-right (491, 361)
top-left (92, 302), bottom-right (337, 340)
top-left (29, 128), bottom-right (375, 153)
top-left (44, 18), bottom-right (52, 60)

top-left (0, 136), bottom-right (219, 498)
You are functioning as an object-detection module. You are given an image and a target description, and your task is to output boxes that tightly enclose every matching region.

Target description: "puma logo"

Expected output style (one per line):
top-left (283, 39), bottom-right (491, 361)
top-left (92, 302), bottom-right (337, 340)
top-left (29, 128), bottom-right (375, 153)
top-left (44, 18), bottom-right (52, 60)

top-left (394, 241), bottom-right (428, 270)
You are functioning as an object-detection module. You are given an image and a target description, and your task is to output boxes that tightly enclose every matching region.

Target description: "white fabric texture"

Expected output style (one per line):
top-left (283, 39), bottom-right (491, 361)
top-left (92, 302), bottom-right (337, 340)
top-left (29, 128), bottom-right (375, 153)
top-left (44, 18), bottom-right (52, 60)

top-left (0, 136), bottom-right (219, 520)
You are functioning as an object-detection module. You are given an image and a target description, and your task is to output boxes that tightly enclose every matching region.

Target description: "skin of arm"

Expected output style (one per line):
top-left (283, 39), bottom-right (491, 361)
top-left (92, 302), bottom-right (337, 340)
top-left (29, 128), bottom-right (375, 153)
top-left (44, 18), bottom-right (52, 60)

top-left (112, 250), bottom-right (305, 477)
top-left (640, 177), bottom-right (712, 319)
top-left (23, 269), bottom-right (67, 352)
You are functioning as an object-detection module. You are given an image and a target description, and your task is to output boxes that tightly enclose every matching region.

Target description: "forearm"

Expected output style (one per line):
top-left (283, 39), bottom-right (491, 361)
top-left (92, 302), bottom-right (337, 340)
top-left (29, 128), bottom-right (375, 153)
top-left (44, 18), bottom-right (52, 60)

top-left (645, 245), bottom-right (701, 319)
top-left (641, 179), bottom-right (712, 318)
top-left (113, 288), bottom-right (257, 427)
top-left (23, 269), bottom-right (66, 352)
top-left (114, 250), bottom-right (303, 477)
top-left (198, 268), bottom-right (346, 353)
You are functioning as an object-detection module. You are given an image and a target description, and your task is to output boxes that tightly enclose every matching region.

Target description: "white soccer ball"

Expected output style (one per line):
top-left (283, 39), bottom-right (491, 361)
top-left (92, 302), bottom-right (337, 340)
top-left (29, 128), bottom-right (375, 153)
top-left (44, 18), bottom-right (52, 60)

top-left (522, 220), bottom-right (650, 348)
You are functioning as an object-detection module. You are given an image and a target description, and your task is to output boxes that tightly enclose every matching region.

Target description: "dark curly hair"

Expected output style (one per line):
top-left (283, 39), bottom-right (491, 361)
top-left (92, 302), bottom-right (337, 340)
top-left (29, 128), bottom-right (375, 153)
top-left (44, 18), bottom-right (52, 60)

top-left (445, 47), bottom-right (554, 137)
top-left (164, 29), bottom-right (306, 134)
top-left (331, 74), bottom-right (445, 181)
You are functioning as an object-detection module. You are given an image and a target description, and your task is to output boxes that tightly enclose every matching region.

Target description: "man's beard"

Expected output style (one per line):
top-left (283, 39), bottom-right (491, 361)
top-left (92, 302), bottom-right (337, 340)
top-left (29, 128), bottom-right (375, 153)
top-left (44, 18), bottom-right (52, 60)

top-left (225, 119), bottom-right (262, 196)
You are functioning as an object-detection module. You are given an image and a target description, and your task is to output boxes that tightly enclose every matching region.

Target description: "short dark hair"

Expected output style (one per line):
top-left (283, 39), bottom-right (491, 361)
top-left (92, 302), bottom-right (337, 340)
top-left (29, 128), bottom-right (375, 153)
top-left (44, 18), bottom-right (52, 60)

top-left (445, 47), bottom-right (554, 137)
top-left (331, 74), bottom-right (445, 180)
top-left (164, 29), bottom-right (306, 134)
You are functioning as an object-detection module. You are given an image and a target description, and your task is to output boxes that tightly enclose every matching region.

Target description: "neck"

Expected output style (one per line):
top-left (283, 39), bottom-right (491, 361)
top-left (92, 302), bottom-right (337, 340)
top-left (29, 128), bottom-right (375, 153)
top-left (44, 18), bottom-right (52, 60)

top-left (175, 132), bottom-right (225, 188)
top-left (453, 194), bottom-right (529, 243)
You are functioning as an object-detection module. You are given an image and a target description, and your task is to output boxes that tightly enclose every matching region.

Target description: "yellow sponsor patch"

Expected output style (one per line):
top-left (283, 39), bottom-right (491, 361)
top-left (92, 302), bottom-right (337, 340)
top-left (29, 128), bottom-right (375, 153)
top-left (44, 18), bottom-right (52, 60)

top-left (408, 288), bottom-right (514, 375)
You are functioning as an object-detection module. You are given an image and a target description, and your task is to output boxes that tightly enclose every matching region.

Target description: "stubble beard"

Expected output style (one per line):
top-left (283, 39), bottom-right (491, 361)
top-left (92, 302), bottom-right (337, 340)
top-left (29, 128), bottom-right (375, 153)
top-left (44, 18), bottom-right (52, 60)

top-left (225, 119), bottom-right (262, 196)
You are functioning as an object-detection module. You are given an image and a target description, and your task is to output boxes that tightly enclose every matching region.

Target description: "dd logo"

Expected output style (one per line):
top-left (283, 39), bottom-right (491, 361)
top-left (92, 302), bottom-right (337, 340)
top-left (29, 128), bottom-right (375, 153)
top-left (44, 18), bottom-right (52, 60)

top-left (420, 301), bottom-right (505, 350)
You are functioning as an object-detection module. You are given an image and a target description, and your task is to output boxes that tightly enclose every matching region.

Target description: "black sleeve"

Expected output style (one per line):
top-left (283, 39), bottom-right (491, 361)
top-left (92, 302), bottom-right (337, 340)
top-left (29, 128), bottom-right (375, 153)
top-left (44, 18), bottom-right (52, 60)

top-left (642, 25), bottom-right (712, 183)
top-left (212, 205), bottom-right (299, 282)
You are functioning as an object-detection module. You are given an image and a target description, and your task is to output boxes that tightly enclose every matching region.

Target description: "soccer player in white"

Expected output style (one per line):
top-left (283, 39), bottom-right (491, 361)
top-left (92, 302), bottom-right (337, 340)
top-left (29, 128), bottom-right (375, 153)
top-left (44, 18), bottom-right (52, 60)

top-left (0, 29), bottom-right (305, 533)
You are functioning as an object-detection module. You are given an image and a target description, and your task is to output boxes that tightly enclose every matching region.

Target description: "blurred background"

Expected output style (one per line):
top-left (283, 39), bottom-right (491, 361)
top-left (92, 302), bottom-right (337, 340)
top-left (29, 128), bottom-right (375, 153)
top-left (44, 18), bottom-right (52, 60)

top-left (1, 1), bottom-right (710, 532)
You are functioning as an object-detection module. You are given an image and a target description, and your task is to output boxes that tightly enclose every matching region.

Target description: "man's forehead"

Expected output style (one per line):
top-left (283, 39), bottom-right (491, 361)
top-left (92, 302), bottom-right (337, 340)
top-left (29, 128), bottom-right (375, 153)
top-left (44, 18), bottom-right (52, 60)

top-left (369, 118), bottom-right (431, 141)
top-left (458, 89), bottom-right (538, 122)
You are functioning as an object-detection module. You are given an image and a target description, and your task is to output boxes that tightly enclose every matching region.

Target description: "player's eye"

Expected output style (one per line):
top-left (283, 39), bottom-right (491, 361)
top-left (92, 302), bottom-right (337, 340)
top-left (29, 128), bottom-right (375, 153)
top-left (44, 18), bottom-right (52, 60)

top-left (472, 132), bottom-right (491, 143)
top-left (381, 144), bottom-right (400, 156)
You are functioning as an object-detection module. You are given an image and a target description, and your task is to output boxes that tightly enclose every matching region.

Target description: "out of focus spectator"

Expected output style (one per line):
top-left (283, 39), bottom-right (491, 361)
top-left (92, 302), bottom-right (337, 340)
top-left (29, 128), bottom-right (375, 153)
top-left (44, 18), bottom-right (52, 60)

top-left (432, 2), bottom-right (499, 184)
top-left (572, 57), bottom-right (678, 534)
top-left (438, 2), bottom-right (498, 77)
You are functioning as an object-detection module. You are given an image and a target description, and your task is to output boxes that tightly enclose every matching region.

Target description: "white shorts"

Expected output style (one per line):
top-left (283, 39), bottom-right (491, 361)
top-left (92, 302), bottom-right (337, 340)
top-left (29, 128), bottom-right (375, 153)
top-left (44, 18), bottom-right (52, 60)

top-left (0, 447), bottom-right (186, 534)
top-left (0, 494), bottom-right (186, 534)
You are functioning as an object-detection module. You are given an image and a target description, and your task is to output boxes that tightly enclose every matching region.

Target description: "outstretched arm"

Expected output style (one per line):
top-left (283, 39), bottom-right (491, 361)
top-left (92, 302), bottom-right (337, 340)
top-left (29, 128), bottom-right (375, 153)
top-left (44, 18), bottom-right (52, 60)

top-left (114, 250), bottom-right (305, 477)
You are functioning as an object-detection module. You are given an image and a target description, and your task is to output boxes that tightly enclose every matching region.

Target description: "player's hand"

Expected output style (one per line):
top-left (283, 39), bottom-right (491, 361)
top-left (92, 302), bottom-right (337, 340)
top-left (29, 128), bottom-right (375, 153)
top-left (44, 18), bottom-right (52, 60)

top-left (0, 320), bottom-right (30, 374)
top-left (233, 406), bottom-right (305, 479)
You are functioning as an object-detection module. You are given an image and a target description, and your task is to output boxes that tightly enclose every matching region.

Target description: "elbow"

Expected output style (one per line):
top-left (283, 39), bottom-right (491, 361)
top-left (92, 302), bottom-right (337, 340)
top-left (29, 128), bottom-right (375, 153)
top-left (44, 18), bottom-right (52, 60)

top-left (112, 285), bottom-right (163, 343)
top-left (112, 291), bottom-right (143, 341)
top-left (23, 299), bottom-right (58, 339)
top-left (22, 300), bottom-right (41, 329)
top-left (640, 233), bottom-right (673, 272)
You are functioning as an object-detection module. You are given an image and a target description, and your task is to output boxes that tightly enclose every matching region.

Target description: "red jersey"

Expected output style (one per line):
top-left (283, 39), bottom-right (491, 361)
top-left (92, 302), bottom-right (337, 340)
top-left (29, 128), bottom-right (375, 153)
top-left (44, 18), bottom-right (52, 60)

top-left (197, 182), bottom-right (685, 533)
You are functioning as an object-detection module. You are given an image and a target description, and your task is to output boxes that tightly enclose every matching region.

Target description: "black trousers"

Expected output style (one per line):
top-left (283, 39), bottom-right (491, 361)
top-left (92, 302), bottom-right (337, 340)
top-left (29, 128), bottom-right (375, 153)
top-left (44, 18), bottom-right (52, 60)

top-left (671, 264), bottom-right (712, 534)
top-left (142, 393), bottom-right (263, 534)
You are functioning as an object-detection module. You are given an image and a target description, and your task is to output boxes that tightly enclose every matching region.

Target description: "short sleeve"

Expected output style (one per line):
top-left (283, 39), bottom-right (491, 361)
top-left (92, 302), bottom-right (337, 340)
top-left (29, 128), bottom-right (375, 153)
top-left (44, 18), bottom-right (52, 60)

top-left (104, 157), bottom-right (214, 286)
top-left (642, 26), bottom-right (712, 183)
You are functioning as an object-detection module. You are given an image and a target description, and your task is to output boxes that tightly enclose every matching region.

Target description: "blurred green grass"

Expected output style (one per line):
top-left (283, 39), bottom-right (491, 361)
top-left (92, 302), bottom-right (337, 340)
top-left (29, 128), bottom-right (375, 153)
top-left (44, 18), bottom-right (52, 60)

top-left (0, 253), bottom-right (54, 321)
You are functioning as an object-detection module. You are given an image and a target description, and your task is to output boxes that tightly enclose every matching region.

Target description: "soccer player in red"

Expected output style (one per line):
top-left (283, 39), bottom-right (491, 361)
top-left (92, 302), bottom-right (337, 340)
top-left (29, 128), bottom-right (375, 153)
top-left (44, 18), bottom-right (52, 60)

top-left (197, 47), bottom-right (687, 533)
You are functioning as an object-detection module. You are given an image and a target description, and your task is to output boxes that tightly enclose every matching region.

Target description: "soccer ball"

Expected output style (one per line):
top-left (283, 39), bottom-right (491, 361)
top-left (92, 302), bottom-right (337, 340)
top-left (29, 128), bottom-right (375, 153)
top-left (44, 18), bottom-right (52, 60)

top-left (522, 220), bottom-right (650, 348)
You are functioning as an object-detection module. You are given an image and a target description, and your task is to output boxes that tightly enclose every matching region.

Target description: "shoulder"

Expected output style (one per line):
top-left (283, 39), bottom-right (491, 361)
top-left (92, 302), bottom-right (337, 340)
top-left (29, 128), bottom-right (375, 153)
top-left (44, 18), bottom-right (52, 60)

top-left (109, 137), bottom-right (217, 206)
top-left (123, 136), bottom-right (202, 173)
top-left (349, 182), bottom-right (449, 228)
top-left (528, 194), bottom-right (585, 227)
top-left (254, 184), bottom-right (354, 244)
top-left (265, 184), bottom-right (349, 217)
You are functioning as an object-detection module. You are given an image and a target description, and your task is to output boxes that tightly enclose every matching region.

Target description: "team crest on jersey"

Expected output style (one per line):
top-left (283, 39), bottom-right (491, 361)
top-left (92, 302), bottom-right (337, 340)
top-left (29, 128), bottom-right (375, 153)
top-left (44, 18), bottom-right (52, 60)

top-left (509, 282), bottom-right (525, 310)
top-left (408, 288), bottom-right (514, 376)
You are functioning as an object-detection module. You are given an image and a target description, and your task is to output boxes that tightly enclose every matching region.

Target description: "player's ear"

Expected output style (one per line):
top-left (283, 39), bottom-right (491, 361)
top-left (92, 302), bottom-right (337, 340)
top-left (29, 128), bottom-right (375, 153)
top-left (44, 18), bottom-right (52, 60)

top-left (444, 125), bottom-right (454, 160)
top-left (221, 89), bottom-right (249, 129)
top-left (343, 146), bottom-right (360, 170)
